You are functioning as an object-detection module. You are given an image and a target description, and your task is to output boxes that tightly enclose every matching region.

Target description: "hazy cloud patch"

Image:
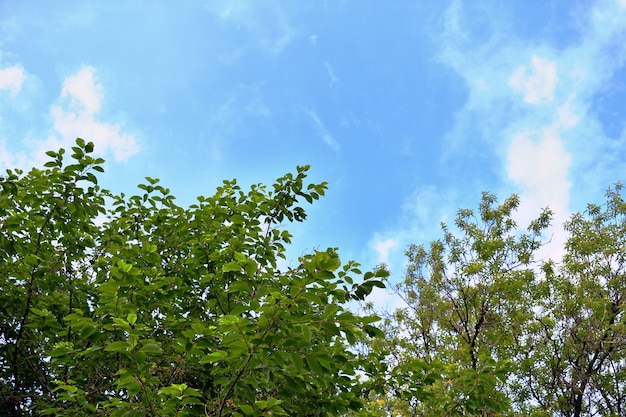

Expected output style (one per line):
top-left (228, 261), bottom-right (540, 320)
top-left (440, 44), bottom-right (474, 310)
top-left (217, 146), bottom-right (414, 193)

top-left (369, 0), bottom-right (626, 274)
top-left (204, 0), bottom-right (298, 54)
top-left (373, 238), bottom-right (398, 265)
top-left (0, 65), bottom-right (26, 97)
top-left (509, 56), bottom-right (558, 105)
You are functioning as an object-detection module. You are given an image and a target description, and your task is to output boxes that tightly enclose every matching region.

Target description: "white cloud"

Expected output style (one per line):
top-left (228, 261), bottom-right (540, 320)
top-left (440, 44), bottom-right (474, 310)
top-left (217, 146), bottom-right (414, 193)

top-left (0, 139), bottom-right (28, 172)
top-left (507, 130), bottom-right (571, 210)
top-left (305, 109), bottom-right (340, 151)
top-left (359, 0), bottom-right (626, 284)
top-left (0, 65), bottom-right (26, 97)
top-left (506, 128), bottom-right (572, 262)
top-left (60, 66), bottom-right (102, 114)
top-left (437, 0), bottom-right (626, 223)
top-left (365, 187), bottom-right (456, 278)
top-left (374, 238), bottom-right (398, 264)
top-left (556, 94), bottom-right (580, 129)
top-left (45, 66), bottom-right (139, 162)
top-left (509, 56), bottom-right (558, 105)
top-left (0, 66), bottom-right (140, 171)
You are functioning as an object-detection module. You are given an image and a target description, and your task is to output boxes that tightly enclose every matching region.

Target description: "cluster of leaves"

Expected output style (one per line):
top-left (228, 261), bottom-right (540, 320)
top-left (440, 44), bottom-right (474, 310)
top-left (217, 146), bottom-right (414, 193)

top-left (0, 139), bottom-right (387, 416)
top-left (361, 188), bottom-right (626, 417)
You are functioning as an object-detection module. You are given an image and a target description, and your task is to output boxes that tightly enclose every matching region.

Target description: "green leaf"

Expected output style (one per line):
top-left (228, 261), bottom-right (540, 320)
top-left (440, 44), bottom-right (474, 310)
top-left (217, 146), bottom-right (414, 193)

top-left (301, 325), bottom-right (312, 343)
top-left (135, 351), bottom-right (147, 364)
top-left (323, 304), bottom-right (340, 319)
top-left (140, 343), bottom-right (163, 354)
top-left (305, 357), bottom-right (323, 374)
top-left (223, 261), bottom-right (241, 272)
top-left (127, 313), bottom-right (137, 324)
top-left (105, 341), bottom-right (130, 352)
top-left (290, 351), bottom-right (303, 373)
top-left (200, 350), bottom-right (227, 363)
top-left (227, 281), bottom-right (251, 293)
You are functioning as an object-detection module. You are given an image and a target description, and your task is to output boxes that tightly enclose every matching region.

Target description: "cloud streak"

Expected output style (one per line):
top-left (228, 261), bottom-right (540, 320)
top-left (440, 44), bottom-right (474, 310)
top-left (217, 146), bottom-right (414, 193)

top-left (324, 62), bottom-right (339, 87)
top-left (305, 109), bottom-right (340, 151)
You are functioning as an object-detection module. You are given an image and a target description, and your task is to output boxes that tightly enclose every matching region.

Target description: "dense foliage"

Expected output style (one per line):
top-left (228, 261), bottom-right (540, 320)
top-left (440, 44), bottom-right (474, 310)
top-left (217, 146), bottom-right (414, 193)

top-left (3, 138), bottom-right (626, 417)
top-left (363, 187), bottom-right (626, 417)
top-left (0, 139), bottom-right (387, 416)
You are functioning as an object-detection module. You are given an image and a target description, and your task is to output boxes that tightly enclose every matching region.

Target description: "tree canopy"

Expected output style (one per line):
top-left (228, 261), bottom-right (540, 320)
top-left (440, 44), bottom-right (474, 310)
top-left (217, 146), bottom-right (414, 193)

top-left (359, 187), bottom-right (626, 417)
top-left (0, 139), bottom-right (387, 416)
top-left (3, 138), bottom-right (626, 417)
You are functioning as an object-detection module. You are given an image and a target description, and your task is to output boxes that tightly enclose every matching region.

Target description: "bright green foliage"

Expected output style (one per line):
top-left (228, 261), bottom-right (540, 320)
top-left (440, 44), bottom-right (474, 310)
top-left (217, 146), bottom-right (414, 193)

top-left (351, 192), bottom-right (548, 417)
top-left (0, 139), bottom-right (388, 416)
top-left (366, 188), bottom-right (626, 417)
top-left (514, 184), bottom-right (626, 417)
top-left (382, 192), bottom-right (551, 416)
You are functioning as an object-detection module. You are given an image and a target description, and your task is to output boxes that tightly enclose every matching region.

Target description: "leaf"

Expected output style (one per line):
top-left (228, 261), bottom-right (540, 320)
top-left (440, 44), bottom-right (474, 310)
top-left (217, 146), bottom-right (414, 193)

top-left (1, 156), bottom-right (388, 414)
top-left (200, 350), bottom-right (227, 363)
top-left (135, 351), bottom-right (147, 364)
top-left (223, 261), bottom-right (241, 272)
top-left (301, 325), bottom-right (312, 343)
top-left (290, 351), bottom-right (303, 373)
top-left (227, 281), bottom-right (251, 293)
top-left (104, 341), bottom-right (130, 352)
top-left (140, 343), bottom-right (163, 354)
top-left (305, 357), bottom-right (323, 374)
top-left (218, 315), bottom-right (239, 326)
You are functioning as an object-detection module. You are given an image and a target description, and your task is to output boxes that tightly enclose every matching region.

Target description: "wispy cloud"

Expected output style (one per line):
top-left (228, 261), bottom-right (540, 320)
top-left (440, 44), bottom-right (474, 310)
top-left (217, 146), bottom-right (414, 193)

top-left (432, 0), bottom-right (626, 258)
top-left (324, 62), bottom-right (340, 87)
top-left (304, 108), bottom-right (340, 151)
top-left (509, 56), bottom-right (558, 105)
top-left (202, 82), bottom-right (272, 162)
top-left (204, 0), bottom-right (298, 55)
top-left (364, 186), bottom-right (459, 309)
top-left (367, 0), bottom-right (626, 287)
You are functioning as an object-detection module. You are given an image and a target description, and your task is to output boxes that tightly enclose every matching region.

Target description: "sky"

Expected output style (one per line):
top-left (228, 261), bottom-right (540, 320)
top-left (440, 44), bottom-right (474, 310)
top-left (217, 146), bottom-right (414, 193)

top-left (1, 0), bottom-right (626, 309)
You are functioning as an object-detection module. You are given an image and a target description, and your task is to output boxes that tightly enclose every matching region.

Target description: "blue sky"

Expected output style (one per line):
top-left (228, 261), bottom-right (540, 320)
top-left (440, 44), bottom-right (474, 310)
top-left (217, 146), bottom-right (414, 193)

top-left (2, 1), bottom-right (626, 307)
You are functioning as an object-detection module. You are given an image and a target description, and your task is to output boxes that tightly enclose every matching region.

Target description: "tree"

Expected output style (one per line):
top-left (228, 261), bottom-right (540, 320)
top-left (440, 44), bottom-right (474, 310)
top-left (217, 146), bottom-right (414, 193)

top-left (373, 187), bottom-right (626, 417)
top-left (516, 184), bottom-right (626, 416)
top-left (0, 139), bottom-right (387, 416)
top-left (384, 192), bottom-right (551, 416)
